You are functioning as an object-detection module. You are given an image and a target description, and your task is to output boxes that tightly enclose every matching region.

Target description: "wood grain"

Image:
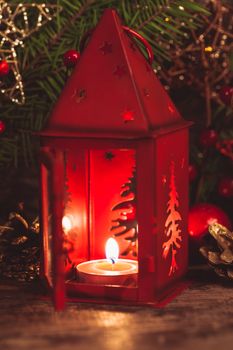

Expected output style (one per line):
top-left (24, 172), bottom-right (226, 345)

top-left (0, 267), bottom-right (233, 350)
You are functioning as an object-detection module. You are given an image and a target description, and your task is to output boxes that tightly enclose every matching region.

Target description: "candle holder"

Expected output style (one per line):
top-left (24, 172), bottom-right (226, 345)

top-left (76, 238), bottom-right (138, 286)
top-left (39, 9), bottom-right (191, 310)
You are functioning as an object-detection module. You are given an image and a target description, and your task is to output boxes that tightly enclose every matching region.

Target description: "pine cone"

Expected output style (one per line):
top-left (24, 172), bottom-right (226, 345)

top-left (0, 209), bottom-right (40, 282)
top-left (200, 223), bottom-right (233, 280)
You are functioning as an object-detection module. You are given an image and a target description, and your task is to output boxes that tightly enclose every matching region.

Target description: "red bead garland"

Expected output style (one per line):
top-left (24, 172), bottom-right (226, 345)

top-left (199, 129), bottom-right (218, 148)
top-left (218, 177), bottom-right (233, 198)
top-left (0, 60), bottom-right (10, 77)
top-left (0, 120), bottom-right (6, 134)
top-left (189, 164), bottom-right (198, 182)
top-left (219, 86), bottom-right (233, 106)
top-left (63, 49), bottom-right (80, 68)
top-left (216, 140), bottom-right (233, 161)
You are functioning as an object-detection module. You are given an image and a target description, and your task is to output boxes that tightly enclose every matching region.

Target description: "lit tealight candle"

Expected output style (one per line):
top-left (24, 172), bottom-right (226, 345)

top-left (76, 238), bottom-right (138, 286)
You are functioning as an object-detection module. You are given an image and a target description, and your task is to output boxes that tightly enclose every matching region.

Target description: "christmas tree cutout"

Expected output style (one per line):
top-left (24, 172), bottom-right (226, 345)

top-left (111, 169), bottom-right (137, 257)
top-left (162, 161), bottom-right (182, 276)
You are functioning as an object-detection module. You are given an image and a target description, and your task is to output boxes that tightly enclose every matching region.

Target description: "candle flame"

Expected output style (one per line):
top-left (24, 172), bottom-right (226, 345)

top-left (105, 238), bottom-right (119, 264)
top-left (62, 215), bottom-right (73, 233)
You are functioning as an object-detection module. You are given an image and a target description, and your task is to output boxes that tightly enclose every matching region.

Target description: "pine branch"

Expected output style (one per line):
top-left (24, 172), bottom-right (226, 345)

top-left (25, 0), bottom-right (95, 72)
top-left (0, 0), bottom-right (209, 167)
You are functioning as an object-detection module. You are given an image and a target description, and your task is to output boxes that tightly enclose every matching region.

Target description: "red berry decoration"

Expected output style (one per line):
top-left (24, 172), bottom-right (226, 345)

top-left (188, 203), bottom-right (231, 240)
top-left (0, 60), bottom-right (10, 77)
top-left (218, 177), bottom-right (233, 198)
top-left (63, 49), bottom-right (80, 68)
top-left (0, 120), bottom-right (6, 134)
top-left (216, 140), bottom-right (233, 161)
top-left (219, 86), bottom-right (233, 106)
top-left (199, 129), bottom-right (218, 148)
top-left (189, 164), bottom-right (198, 182)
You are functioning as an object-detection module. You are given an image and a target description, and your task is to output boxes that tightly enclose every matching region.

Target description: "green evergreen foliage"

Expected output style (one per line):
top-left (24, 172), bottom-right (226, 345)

top-left (0, 0), bottom-right (208, 167)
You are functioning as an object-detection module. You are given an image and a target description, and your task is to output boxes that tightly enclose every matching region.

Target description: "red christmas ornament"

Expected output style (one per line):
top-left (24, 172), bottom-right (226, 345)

top-left (218, 177), bottom-right (233, 198)
top-left (0, 60), bottom-right (10, 77)
top-left (219, 86), bottom-right (233, 106)
top-left (63, 49), bottom-right (80, 68)
top-left (188, 203), bottom-right (231, 239)
top-left (199, 129), bottom-right (218, 148)
top-left (122, 109), bottom-right (135, 122)
top-left (188, 164), bottom-right (198, 182)
top-left (0, 120), bottom-right (6, 134)
top-left (216, 140), bottom-right (233, 161)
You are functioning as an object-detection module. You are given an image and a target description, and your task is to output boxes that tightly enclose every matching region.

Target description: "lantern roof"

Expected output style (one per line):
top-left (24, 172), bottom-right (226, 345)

top-left (41, 9), bottom-right (188, 138)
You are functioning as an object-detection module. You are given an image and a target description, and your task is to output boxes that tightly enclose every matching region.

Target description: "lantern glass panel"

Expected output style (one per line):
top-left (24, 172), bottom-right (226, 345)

top-left (62, 147), bottom-right (138, 287)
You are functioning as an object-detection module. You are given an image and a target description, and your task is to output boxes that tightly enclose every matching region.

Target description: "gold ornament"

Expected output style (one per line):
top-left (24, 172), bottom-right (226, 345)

top-left (0, 1), bottom-right (61, 105)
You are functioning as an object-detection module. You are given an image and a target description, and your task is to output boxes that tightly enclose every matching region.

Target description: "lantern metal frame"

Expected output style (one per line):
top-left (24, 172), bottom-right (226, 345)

top-left (39, 9), bottom-right (191, 310)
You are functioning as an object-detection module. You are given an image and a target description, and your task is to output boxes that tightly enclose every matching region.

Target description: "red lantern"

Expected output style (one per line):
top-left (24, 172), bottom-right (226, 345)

top-left (39, 9), bottom-right (191, 310)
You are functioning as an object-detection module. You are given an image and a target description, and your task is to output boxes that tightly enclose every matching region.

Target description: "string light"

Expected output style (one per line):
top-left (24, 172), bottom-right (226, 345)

top-left (204, 46), bottom-right (213, 52)
top-left (0, 1), bottom-right (61, 105)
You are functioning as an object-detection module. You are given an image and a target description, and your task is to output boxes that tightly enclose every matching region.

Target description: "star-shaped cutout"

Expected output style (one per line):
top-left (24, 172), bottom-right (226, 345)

top-left (121, 109), bottom-right (135, 123)
top-left (73, 88), bottom-right (87, 103)
top-left (0, 2), bottom-right (60, 104)
top-left (162, 175), bottom-right (167, 185)
top-left (99, 41), bottom-right (112, 55)
top-left (143, 88), bottom-right (150, 97)
top-left (105, 151), bottom-right (115, 161)
top-left (114, 64), bottom-right (127, 78)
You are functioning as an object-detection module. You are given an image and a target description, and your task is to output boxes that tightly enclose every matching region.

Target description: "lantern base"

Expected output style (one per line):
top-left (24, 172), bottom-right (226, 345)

top-left (63, 279), bottom-right (190, 308)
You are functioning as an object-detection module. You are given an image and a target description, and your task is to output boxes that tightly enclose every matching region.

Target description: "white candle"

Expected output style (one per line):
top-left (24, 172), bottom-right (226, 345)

top-left (76, 238), bottom-right (138, 286)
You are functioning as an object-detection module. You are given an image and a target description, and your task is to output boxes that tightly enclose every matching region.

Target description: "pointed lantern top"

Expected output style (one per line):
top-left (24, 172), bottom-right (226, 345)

top-left (43, 9), bottom-right (186, 138)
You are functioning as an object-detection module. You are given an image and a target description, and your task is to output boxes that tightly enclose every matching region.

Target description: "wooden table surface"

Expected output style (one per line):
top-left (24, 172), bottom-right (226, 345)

top-left (0, 267), bottom-right (233, 350)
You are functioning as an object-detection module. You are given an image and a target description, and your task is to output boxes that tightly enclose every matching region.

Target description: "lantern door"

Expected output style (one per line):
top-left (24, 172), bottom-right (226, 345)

top-left (41, 138), bottom-right (141, 304)
top-left (40, 147), bottom-right (66, 310)
top-left (40, 156), bottom-right (53, 287)
top-left (61, 140), bottom-right (139, 299)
